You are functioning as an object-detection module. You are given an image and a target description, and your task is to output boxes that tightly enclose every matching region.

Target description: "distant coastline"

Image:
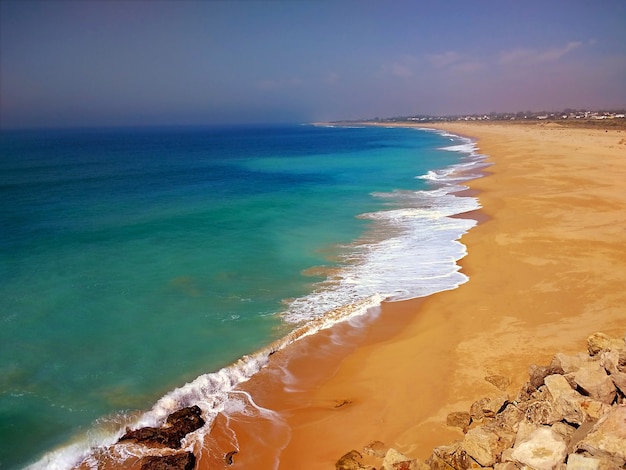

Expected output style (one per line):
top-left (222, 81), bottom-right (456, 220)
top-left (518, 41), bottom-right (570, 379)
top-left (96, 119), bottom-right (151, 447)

top-left (326, 107), bottom-right (626, 131)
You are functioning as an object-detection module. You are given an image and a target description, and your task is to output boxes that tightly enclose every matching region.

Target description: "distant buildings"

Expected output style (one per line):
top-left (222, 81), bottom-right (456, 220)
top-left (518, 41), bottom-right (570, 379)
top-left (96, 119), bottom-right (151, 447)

top-left (367, 109), bottom-right (626, 124)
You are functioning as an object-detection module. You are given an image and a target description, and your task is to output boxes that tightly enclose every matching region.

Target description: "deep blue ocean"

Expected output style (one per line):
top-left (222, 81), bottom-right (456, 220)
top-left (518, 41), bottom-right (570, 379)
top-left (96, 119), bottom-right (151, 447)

top-left (0, 124), bottom-right (484, 469)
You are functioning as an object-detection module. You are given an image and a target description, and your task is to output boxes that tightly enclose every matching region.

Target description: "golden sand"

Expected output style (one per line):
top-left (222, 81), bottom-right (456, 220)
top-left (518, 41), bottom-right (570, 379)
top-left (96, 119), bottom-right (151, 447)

top-left (250, 121), bottom-right (626, 468)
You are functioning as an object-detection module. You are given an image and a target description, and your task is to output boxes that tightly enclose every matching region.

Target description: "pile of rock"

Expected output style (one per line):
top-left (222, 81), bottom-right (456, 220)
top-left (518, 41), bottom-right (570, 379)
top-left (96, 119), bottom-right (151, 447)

top-left (336, 332), bottom-right (626, 470)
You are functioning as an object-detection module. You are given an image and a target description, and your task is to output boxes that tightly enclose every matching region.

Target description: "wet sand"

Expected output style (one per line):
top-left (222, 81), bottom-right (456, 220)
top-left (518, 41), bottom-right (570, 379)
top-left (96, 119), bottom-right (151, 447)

top-left (221, 121), bottom-right (626, 469)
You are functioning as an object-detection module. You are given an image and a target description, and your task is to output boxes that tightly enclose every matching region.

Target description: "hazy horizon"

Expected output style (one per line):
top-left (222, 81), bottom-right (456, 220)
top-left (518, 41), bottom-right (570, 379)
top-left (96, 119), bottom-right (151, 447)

top-left (1, 0), bottom-right (625, 130)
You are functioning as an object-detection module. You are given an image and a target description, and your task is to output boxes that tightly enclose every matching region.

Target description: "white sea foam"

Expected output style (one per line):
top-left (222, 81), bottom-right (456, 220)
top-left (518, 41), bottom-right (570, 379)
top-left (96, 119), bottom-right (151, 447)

top-left (29, 130), bottom-right (487, 469)
top-left (282, 137), bottom-right (485, 323)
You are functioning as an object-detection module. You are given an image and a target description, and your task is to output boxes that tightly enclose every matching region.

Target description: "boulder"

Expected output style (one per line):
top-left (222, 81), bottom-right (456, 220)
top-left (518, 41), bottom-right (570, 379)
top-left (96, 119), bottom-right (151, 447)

top-left (587, 333), bottom-right (624, 356)
top-left (575, 405), bottom-right (626, 467)
top-left (565, 453), bottom-right (601, 469)
top-left (567, 421), bottom-right (596, 454)
top-left (551, 421), bottom-right (577, 441)
top-left (363, 440), bottom-right (388, 458)
top-left (524, 396), bottom-right (562, 425)
top-left (599, 350), bottom-right (621, 375)
top-left (382, 448), bottom-right (417, 470)
top-left (120, 405), bottom-right (205, 449)
top-left (527, 364), bottom-right (565, 391)
top-left (574, 363), bottom-right (617, 404)
top-left (552, 352), bottom-right (591, 374)
top-left (510, 427), bottom-right (567, 470)
top-left (428, 444), bottom-right (475, 470)
top-left (544, 374), bottom-right (610, 424)
top-left (461, 426), bottom-right (504, 467)
top-left (470, 396), bottom-right (507, 421)
top-left (493, 462), bottom-right (520, 470)
top-left (485, 375), bottom-right (511, 391)
top-left (335, 450), bottom-right (364, 470)
top-left (491, 403), bottom-right (524, 435)
top-left (447, 411), bottom-right (472, 432)
top-left (609, 370), bottom-right (626, 396)
top-left (139, 452), bottom-right (196, 470)
top-left (470, 397), bottom-right (492, 421)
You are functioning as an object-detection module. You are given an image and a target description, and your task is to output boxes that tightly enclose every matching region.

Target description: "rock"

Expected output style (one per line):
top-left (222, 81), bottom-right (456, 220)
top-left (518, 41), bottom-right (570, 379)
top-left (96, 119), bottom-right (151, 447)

top-left (499, 447), bottom-right (515, 464)
top-left (524, 397), bottom-right (561, 425)
top-left (485, 375), bottom-right (511, 391)
top-left (567, 421), bottom-right (596, 454)
top-left (363, 440), bottom-right (388, 458)
top-left (587, 333), bottom-right (624, 356)
top-left (599, 350), bottom-right (621, 375)
top-left (470, 396), bottom-right (507, 422)
top-left (574, 363), bottom-right (617, 404)
top-left (491, 403), bottom-right (524, 435)
top-left (139, 452), bottom-right (196, 470)
top-left (545, 373), bottom-right (575, 399)
top-left (528, 364), bottom-right (565, 391)
top-left (510, 427), bottom-right (567, 470)
top-left (565, 452), bottom-right (601, 469)
top-left (553, 352), bottom-right (591, 374)
top-left (336, 450), bottom-right (364, 470)
top-left (575, 405), bottom-right (626, 467)
top-left (447, 411), bottom-right (472, 432)
top-left (552, 421), bottom-right (577, 441)
top-left (470, 397), bottom-right (492, 421)
top-left (224, 450), bottom-right (238, 465)
top-left (461, 426), bottom-right (504, 467)
top-left (544, 374), bottom-right (610, 424)
top-left (484, 396), bottom-right (508, 418)
top-left (428, 444), bottom-right (474, 470)
top-left (382, 448), bottom-right (417, 470)
top-left (120, 405), bottom-right (205, 449)
top-left (493, 462), bottom-right (520, 470)
top-left (609, 370), bottom-right (626, 396)
top-left (512, 420), bottom-right (539, 447)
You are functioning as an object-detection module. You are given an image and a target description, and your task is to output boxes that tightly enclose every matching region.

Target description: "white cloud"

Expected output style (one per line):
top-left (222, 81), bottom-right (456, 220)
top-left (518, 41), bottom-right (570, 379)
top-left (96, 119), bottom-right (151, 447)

top-left (427, 51), bottom-right (461, 68)
top-left (500, 41), bottom-right (583, 65)
top-left (382, 54), bottom-right (419, 78)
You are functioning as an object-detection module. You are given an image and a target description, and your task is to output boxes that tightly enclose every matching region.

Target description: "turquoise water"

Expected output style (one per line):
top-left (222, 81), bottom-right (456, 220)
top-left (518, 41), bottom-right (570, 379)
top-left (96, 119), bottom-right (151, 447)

top-left (0, 125), bottom-right (483, 469)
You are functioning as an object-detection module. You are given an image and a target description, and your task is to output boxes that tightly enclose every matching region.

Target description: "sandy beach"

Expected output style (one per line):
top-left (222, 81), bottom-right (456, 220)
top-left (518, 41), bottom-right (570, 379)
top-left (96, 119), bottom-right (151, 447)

top-left (219, 121), bottom-right (626, 469)
top-left (77, 121), bottom-right (626, 470)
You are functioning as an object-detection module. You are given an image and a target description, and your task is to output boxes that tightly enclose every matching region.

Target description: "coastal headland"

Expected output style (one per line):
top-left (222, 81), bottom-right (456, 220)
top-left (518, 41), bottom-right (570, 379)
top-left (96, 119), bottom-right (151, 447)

top-left (242, 121), bottom-right (626, 468)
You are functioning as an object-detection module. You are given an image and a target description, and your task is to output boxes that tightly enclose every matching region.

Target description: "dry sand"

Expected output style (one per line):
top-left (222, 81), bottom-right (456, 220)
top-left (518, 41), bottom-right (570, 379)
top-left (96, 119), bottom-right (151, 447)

top-left (249, 121), bottom-right (626, 469)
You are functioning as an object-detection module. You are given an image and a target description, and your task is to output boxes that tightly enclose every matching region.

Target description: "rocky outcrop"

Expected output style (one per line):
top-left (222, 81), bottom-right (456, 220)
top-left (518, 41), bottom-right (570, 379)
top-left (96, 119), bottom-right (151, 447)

top-left (139, 451), bottom-right (196, 470)
top-left (119, 405), bottom-right (205, 449)
top-left (336, 332), bottom-right (626, 470)
top-left (118, 405), bottom-right (204, 469)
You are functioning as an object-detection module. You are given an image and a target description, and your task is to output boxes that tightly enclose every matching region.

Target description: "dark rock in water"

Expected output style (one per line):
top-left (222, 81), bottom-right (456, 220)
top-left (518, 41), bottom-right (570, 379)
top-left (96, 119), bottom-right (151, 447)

top-left (120, 405), bottom-right (205, 449)
top-left (165, 405), bottom-right (205, 436)
top-left (139, 451), bottom-right (196, 470)
top-left (224, 450), bottom-right (238, 465)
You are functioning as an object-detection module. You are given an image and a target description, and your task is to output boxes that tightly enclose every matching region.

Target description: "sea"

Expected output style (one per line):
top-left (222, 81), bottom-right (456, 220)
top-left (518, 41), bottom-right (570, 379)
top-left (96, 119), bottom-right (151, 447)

top-left (0, 124), bottom-right (486, 469)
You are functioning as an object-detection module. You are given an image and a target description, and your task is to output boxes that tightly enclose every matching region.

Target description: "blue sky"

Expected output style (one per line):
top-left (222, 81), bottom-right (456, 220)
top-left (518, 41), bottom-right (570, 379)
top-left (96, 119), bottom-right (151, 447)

top-left (1, 0), bottom-right (625, 128)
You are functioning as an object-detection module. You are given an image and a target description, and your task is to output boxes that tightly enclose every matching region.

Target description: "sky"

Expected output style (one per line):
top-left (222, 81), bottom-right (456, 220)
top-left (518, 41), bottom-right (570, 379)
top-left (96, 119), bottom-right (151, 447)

top-left (1, 0), bottom-right (625, 129)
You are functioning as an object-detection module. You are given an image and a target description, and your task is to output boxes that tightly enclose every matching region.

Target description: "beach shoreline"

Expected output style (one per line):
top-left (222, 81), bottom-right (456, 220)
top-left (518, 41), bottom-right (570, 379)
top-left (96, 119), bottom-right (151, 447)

top-left (249, 121), bottom-right (626, 469)
top-left (71, 121), bottom-right (626, 469)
